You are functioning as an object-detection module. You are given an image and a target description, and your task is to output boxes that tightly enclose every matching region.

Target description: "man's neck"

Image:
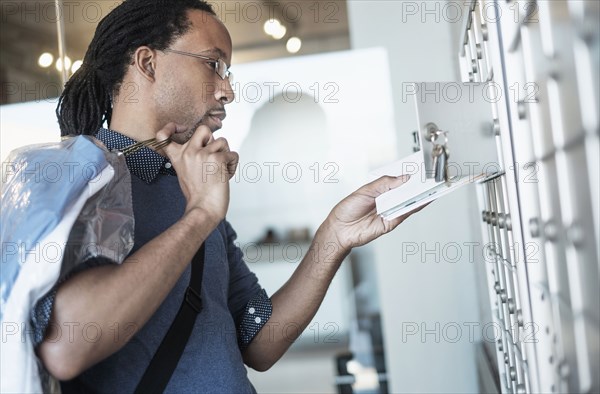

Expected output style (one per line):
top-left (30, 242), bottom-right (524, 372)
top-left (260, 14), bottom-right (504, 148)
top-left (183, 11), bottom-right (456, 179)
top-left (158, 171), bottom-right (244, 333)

top-left (109, 105), bottom-right (159, 142)
top-left (108, 104), bottom-right (170, 157)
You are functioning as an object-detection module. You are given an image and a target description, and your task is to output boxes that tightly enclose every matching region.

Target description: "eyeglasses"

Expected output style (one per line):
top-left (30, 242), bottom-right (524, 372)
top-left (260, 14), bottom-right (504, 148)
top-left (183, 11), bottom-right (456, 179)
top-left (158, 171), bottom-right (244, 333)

top-left (163, 48), bottom-right (233, 82)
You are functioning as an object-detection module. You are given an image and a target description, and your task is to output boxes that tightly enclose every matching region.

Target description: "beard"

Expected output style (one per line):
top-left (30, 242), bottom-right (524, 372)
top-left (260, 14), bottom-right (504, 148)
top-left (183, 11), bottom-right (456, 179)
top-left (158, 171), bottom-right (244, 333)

top-left (154, 79), bottom-right (208, 144)
top-left (168, 116), bottom-right (206, 145)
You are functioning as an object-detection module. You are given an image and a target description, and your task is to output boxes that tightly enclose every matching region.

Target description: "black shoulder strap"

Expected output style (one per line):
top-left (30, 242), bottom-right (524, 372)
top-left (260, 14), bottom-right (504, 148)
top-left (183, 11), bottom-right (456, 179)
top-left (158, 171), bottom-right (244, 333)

top-left (134, 243), bottom-right (206, 394)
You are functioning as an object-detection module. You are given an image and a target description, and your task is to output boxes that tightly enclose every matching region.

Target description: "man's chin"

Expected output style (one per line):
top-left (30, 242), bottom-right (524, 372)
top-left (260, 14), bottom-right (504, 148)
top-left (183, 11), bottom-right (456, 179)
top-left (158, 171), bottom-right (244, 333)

top-left (170, 132), bottom-right (192, 145)
top-left (168, 121), bottom-right (219, 144)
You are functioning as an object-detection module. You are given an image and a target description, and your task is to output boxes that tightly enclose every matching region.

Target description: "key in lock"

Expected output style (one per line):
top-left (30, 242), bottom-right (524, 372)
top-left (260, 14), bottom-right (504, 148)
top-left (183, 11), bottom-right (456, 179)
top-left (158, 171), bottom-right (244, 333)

top-left (425, 123), bottom-right (450, 183)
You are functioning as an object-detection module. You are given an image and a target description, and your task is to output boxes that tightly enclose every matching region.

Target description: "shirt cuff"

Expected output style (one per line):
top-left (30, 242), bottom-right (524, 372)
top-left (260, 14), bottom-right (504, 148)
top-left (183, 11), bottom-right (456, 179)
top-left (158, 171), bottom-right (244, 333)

top-left (238, 289), bottom-right (272, 350)
top-left (31, 289), bottom-right (57, 347)
top-left (30, 256), bottom-right (112, 348)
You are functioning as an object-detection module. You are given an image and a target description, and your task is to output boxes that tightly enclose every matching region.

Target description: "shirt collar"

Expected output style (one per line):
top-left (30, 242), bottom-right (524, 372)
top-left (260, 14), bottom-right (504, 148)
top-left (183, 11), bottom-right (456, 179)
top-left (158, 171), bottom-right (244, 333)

top-left (95, 128), bottom-right (176, 184)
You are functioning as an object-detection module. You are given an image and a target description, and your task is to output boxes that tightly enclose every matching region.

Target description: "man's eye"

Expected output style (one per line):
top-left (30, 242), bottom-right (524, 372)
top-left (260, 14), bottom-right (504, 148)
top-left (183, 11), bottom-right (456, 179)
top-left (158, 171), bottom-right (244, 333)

top-left (207, 61), bottom-right (217, 70)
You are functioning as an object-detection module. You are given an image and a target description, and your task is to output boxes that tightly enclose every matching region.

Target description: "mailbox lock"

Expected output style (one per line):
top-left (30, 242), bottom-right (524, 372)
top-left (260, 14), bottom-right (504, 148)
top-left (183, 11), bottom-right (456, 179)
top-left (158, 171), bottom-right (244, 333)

top-left (529, 218), bottom-right (540, 238)
top-left (544, 220), bottom-right (559, 242)
top-left (498, 213), bottom-right (506, 229)
top-left (507, 298), bottom-right (516, 313)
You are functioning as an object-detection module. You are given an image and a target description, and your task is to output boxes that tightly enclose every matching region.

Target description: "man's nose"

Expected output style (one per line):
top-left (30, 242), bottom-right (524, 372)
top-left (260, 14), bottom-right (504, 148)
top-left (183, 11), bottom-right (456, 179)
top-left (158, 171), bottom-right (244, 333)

top-left (215, 78), bottom-right (235, 104)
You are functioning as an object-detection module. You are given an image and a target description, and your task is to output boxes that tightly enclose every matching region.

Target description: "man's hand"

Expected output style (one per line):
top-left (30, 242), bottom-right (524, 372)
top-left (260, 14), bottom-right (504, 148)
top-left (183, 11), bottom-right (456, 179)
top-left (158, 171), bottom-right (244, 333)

top-left (324, 175), bottom-right (426, 253)
top-left (243, 175), bottom-right (428, 370)
top-left (156, 123), bottom-right (239, 224)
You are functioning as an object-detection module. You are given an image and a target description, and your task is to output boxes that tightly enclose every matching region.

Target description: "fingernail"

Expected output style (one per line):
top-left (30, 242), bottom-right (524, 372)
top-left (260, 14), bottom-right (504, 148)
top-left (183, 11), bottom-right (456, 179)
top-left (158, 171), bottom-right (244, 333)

top-left (398, 174), bottom-right (411, 181)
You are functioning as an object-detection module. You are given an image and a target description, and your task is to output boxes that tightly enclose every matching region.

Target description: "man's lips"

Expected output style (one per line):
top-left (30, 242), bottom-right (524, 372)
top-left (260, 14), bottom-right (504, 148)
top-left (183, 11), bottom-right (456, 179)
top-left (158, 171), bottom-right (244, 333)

top-left (206, 111), bottom-right (226, 130)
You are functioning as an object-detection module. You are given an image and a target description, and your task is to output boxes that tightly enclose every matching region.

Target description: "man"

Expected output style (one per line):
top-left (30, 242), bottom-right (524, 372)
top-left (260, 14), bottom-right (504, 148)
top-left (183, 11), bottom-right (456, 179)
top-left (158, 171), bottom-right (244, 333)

top-left (34, 0), bottom-right (418, 392)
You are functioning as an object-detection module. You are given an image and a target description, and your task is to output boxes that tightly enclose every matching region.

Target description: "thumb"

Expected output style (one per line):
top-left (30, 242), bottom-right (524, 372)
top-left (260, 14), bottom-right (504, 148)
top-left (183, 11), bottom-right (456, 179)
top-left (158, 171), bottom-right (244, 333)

top-left (366, 174), bottom-right (411, 197)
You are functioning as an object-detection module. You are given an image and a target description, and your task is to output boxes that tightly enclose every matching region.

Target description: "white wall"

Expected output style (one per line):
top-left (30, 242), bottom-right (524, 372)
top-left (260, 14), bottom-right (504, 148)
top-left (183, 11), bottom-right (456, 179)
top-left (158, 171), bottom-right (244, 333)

top-left (347, 1), bottom-right (482, 392)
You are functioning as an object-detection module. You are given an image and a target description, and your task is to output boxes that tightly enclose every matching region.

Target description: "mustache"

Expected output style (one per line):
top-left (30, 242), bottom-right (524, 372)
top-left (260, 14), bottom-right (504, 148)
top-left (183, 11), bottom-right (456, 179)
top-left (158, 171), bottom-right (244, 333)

top-left (187, 108), bottom-right (226, 134)
top-left (205, 108), bottom-right (226, 121)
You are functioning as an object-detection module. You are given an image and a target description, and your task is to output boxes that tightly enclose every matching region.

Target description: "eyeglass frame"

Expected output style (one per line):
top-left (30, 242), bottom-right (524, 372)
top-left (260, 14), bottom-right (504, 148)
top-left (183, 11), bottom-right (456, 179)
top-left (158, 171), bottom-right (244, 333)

top-left (163, 48), bottom-right (233, 82)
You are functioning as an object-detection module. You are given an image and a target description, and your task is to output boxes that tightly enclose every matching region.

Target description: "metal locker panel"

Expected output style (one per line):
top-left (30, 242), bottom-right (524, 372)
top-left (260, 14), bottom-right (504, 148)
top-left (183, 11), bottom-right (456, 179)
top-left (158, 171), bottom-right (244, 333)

top-left (546, 74), bottom-right (584, 151)
top-left (536, 158), bottom-right (571, 302)
top-left (473, 1), bottom-right (493, 81)
top-left (584, 134), bottom-right (600, 265)
top-left (477, 186), bottom-right (505, 383)
top-left (569, 1), bottom-right (600, 135)
top-left (505, 331), bottom-right (517, 393)
top-left (496, 0), bottom-right (535, 53)
top-left (513, 347), bottom-right (526, 390)
top-left (535, 2), bottom-right (586, 148)
top-left (572, 40), bottom-right (600, 133)
top-left (554, 146), bottom-right (599, 321)
top-left (521, 358), bottom-right (532, 394)
top-left (478, 2), bottom-right (537, 318)
top-left (464, 42), bottom-right (476, 83)
top-left (536, 1), bottom-right (568, 58)
top-left (551, 296), bottom-right (580, 392)
top-left (487, 181), bottom-right (511, 332)
top-left (458, 7), bottom-right (472, 83)
top-left (459, 52), bottom-right (471, 83)
top-left (481, 182), bottom-right (504, 330)
top-left (479, 0), bottom-right (532, 173)
top-left (537, 158), bottom-right (580, 392)
top-left (573, 317), bottom-right (600, 392)
top-left (529, 285), bottom-right (561, 394)
top-left (494, 134), bottom-right (507, 177)
top-left (471, 15), bottom-right (487, 82)
top-left (467, 28), bottom-right (481, 80)
top-left (457, 1), bottom-right (598, 392)
top-left (503, 263), bottom-right (519, 336)
top-left (479, 11), bottom-right (544, 388)
top-left (493, 179), bottom-right (520, 334)
top-left (508, 265), bottom-right (524, 345)
top-left (499, 176), bottom-right (519, 267)
top-left (502, 44), bottom-right (536, 165)
top-left (520, 25), bottom-right (555, 160)
top-left (501, 328), bottom-right (514, 391)
top-left (498, 177), bottom-right (537, 369)
top-left (535, 156), bottom-right (580, 392)
top-left (515, 181), bottom-right (546, 273)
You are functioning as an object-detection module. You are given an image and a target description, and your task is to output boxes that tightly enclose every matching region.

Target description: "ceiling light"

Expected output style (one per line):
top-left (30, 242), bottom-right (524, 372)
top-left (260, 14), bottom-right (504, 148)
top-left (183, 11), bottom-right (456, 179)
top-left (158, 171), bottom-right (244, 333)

top-left (286, 37), bottom-right (302, 53)
top-left (55, 56), bottom-right (72, 72)
top-left (71, 60), bottom-right (83, 73)
top-left (263, 19), bottom-right (282, 36)
top-left (271, 25), bottom-right (287, 40)
top-left (38, 53), bottom-right (53, 68)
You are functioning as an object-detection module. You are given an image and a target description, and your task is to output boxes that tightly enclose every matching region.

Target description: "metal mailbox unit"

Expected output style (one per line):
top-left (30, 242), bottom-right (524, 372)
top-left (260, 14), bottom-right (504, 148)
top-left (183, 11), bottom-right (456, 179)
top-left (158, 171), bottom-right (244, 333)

top-left (458, 1), bottom-right (599, 393)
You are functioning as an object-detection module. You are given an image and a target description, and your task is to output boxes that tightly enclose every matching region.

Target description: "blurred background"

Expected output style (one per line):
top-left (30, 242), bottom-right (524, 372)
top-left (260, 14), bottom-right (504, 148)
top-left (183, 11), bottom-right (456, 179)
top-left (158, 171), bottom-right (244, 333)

top-left (1, 1), bottom-right (598, 393)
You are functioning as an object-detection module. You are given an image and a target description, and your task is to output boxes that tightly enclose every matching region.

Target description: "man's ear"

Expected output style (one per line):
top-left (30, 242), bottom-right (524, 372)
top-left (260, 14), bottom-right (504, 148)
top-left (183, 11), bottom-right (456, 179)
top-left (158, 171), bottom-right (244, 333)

top-left (132, 46), bottom-right (157, 82)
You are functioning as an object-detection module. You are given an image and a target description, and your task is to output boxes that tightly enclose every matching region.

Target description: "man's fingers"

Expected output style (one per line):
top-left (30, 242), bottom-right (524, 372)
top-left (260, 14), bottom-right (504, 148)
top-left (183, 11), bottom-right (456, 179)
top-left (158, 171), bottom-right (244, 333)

top-left (189, 125), bottom-right (214, 148)
top-left (155, 122), bottom-right (187, 140)
top-left (225, 151), bottom-right (239, 178)
top-left (364, 175), bottom-right (411, 197)
top-left (204, 137), bottom-right (230, 153)
top-left (155, 123), bottom-right (186, 156)
top-left (383, 201), bottom-right (431, 229)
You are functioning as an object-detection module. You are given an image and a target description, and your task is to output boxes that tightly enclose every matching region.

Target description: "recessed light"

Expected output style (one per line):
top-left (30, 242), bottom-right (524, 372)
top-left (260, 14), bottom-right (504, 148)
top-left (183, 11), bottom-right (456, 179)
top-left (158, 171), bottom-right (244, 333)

top-left (286, 37), bottom-right (302, 53)
top-left (263, 19), bottom-right (282, 36)
top-left (56, 56), bottom-right (72, 72)
top-left (38, 53), bottom-right (53, 68)
top-left (271, 25), bottom-right (287, 40)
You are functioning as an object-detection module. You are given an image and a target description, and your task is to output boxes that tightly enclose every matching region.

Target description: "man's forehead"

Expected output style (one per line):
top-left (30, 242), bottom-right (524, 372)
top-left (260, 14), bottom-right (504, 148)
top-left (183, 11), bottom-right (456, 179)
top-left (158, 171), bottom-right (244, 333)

top-left (201, 47), bottom-right (228, 59)
top-left (181, 10), bottom-right (232, 60)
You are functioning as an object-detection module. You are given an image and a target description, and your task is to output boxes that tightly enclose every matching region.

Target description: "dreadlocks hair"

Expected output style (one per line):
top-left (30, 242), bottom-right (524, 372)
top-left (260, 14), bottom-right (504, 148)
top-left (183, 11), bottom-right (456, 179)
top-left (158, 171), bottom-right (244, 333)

top-left (56, 0), bottom-right (216, 136)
